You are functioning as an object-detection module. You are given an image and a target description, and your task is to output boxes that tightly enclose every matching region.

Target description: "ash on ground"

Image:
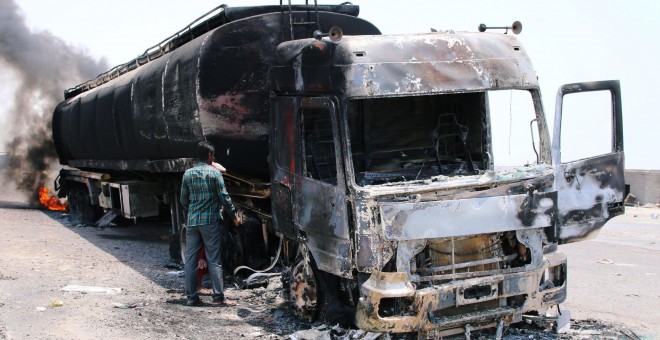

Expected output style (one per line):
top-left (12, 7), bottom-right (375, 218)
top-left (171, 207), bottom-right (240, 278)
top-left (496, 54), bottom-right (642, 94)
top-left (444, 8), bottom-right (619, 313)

top-left (286, 318), bottom-right (641, 340)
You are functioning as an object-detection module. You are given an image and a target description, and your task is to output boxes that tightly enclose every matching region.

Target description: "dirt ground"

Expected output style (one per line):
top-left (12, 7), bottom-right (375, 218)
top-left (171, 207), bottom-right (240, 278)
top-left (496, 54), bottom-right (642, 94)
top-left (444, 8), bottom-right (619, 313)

top-left (0, 188), bottom-right (649, 339)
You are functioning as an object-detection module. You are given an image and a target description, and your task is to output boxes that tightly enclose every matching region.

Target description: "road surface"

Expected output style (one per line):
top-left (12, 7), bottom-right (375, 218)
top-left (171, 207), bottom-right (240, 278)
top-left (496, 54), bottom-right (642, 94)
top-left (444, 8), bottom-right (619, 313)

top-left (561, 206), bottom-right (660, 338)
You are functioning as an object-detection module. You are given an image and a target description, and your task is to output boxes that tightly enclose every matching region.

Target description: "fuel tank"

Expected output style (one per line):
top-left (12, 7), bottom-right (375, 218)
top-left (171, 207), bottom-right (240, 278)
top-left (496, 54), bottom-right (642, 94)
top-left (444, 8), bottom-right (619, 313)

top-left (52, 6), bottom-right (380, 178)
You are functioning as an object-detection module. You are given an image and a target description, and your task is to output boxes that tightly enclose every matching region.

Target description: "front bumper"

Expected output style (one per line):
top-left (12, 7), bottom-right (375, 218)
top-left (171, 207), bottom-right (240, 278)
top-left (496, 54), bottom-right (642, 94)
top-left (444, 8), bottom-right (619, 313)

top-left (355, 251), bottom-right (567, 336)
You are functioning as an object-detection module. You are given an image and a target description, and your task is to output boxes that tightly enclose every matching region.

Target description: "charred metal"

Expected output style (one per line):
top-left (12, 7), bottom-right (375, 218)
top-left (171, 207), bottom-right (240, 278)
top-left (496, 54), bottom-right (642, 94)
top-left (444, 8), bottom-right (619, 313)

top-left (51, 3), bottom-right (625, 337)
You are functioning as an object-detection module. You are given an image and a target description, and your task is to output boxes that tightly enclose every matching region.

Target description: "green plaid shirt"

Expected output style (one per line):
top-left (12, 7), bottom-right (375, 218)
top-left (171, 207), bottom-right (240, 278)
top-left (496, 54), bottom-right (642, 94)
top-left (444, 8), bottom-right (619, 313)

top-left (180, 162), bottom-right (236, 226)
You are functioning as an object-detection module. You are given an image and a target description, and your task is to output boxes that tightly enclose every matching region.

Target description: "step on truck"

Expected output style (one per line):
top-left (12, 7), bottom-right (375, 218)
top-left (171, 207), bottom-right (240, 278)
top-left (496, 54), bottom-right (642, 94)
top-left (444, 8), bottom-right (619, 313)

top-left (52, 3), bottom-right (625, 337)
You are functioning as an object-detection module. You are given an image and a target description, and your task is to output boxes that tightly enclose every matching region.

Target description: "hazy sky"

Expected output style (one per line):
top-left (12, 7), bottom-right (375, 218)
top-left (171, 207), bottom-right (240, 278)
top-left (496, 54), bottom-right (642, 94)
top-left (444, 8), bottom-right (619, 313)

top-left (9, 0), bottom-right (659, 169)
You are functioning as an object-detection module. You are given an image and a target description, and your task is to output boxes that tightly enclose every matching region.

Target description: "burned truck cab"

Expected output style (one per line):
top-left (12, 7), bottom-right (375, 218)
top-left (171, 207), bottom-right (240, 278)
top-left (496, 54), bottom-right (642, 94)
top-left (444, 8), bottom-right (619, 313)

top-left (270, 24), bottom-right (624, 336)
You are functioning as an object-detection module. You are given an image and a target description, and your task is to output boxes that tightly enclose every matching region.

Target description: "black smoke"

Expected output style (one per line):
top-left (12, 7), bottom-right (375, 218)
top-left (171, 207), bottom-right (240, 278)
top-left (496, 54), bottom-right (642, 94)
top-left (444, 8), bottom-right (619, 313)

top-left (0, 0), bottom-right (107, 202)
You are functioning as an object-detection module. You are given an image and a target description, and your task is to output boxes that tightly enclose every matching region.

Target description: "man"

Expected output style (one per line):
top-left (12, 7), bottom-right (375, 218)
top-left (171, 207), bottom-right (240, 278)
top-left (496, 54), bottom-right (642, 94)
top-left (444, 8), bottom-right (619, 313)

top-left (180, 141), bottom-right (240, 306)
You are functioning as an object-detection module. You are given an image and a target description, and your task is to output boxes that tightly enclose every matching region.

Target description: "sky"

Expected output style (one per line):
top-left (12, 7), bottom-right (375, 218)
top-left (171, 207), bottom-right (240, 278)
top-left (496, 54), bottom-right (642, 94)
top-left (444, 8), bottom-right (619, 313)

top-left (6, 0), bottom-right (659, 169)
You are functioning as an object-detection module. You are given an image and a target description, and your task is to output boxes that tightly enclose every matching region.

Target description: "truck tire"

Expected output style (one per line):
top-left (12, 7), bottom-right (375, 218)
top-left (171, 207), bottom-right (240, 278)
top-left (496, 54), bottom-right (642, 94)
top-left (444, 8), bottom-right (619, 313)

top-left (284, 246), bottom-right (355, 326)
top-left (221, 226), bottom-right (244, 273)
top-left (169, 232), bottom-right (181, 262)
top-left (285, 249), bottom-right (320, 322)
top-left (67, 184), bottom-right (100, 225)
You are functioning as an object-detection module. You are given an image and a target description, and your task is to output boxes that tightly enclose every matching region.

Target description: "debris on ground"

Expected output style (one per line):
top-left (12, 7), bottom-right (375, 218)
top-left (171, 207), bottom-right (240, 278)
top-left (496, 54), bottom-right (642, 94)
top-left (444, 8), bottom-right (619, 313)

top-left (112, 303), bottom-right (138, 309)
top-left (48, 300), bottom-right (64, 307)
top-left (624, 194), bottom-right (638, 206)
top-left (465, 318), bottom-right (642, 340)
top-left (289, 324), bottom-right (385, 340)
top-left (598, 258), bottom-right (615, 265)
top-left (61, 285), bottom-right (122, 294)
top-left (281, 317), bottom-right (642, 340)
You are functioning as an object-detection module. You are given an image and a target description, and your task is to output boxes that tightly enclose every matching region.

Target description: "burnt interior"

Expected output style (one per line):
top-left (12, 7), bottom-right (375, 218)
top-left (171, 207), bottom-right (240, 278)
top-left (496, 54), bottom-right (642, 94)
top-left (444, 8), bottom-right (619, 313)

top-left (347, 93), bottom-right (488, 186)
top-left (301, 108), bottom-right (338, 184)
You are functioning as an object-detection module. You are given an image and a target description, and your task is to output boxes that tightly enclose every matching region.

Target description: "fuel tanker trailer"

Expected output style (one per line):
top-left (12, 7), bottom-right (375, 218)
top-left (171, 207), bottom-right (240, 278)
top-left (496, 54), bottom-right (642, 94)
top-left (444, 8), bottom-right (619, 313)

top-left (52, 3), bottom-right (378, 272)
top-left (52, 2), bottom-right (626, 337)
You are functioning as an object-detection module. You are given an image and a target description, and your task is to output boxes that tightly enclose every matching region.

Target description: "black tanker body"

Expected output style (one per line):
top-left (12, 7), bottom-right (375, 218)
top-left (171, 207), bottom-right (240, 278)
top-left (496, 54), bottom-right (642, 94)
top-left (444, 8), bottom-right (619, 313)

top-left (52, 5), bottom-right (379, 178)
top-left (50, 2), bottom-right (380, 296)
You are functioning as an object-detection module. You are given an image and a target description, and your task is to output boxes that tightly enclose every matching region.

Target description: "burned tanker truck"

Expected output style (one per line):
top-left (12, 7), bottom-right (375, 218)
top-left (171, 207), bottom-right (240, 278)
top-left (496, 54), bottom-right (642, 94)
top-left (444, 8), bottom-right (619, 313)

top-left (52, 3), bottom-right (625, 337)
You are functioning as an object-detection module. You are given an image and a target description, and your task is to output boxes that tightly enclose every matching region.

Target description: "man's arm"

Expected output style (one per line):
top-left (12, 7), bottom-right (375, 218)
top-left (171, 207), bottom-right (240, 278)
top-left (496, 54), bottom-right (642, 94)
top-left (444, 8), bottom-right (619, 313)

top-left (211, 162), bottom-right (226, 172)
top-left (216, 174), bottom-right (240, 225)
top-left (180, 175), bottom-right (190, 210)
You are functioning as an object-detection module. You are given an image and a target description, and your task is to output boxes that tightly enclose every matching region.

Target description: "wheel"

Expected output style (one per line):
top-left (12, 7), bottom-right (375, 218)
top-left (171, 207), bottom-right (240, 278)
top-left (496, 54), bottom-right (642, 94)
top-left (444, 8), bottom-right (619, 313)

top-left (286, 249), bottom-right (320, 322)
top-left (221, 226), bottom-right (244, 274)
top-left (169, 231), bottom-right (181, 262)
top-left (168, 195), bottom-right (184, 263)
top-left (284, 246), bottom-right (357, 326)
top-left (67, 186), bottom-right (81, 215)
top-left (67, 183), bottom-right (100, 224)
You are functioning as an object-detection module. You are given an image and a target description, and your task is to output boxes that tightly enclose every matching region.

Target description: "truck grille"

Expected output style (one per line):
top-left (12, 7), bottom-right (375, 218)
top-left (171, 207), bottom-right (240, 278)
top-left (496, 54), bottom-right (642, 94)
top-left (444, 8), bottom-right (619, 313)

top-left (412, 233), bottom-right (527, 284)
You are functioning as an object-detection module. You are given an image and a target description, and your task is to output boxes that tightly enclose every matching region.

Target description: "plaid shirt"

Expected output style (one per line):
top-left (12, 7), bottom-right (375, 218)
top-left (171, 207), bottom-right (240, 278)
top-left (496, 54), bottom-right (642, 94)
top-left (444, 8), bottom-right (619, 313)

top-left (180, 162), bottom-right (236, 226)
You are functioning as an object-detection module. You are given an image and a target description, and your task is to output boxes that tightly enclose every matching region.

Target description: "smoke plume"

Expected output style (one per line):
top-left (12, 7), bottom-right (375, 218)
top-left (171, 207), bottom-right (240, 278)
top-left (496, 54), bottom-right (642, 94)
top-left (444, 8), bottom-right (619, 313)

top-left (0, 0), bottom-right (107, 203)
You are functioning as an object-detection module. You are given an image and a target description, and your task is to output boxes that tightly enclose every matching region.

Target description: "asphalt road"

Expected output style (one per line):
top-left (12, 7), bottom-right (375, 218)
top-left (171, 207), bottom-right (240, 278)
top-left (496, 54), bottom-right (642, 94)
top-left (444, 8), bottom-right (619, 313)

top-left (560, 206), bottom-right (660, 338)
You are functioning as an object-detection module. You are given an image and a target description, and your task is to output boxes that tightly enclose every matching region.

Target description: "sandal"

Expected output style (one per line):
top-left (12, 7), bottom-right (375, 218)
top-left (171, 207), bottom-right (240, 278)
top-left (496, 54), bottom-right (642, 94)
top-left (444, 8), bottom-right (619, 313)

top-left (210, 299), bottom-right (236, 306)
top-left (199, 288), bottom-right (213, 296)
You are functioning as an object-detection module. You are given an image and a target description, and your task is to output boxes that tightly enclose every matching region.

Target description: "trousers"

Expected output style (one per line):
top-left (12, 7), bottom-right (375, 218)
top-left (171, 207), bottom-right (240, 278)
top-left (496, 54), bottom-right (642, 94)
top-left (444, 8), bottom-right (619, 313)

top-left (184, 222), bottom-right (224, 301)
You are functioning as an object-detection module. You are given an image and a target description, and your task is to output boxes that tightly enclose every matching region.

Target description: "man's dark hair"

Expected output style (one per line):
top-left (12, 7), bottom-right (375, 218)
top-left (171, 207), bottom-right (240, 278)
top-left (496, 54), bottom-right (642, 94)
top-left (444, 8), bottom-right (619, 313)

top-left (197, 141), bottom-right (215, 161)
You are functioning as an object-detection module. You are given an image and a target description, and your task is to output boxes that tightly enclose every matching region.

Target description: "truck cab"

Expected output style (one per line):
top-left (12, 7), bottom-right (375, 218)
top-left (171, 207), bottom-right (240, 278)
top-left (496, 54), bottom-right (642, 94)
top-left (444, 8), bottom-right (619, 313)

top-left (269, 29), bottom-right (624, 336)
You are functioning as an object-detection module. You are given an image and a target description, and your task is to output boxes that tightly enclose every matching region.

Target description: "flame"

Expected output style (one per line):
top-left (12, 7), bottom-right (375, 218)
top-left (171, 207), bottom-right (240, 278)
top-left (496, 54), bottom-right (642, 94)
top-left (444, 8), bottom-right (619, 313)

top-left (37, 186), bottom-right (68, 211)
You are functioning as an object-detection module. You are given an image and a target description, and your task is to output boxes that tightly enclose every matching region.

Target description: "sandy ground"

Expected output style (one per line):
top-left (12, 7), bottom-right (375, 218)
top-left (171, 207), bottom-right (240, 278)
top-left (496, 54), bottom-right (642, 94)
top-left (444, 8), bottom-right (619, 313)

top-left (0, 187), bottom-right (653, 339)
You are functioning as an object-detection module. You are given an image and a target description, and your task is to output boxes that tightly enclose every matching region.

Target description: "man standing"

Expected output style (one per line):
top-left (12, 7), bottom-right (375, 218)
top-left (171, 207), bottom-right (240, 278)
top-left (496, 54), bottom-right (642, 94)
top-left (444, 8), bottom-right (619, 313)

top-left (180, 141), bottom-right (240, 306)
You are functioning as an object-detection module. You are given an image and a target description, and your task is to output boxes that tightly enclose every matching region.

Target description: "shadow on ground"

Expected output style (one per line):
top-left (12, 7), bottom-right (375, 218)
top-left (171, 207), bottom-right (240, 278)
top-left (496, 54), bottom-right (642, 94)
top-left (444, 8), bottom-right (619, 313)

top-left (46, 211), bottom-right (180, 288)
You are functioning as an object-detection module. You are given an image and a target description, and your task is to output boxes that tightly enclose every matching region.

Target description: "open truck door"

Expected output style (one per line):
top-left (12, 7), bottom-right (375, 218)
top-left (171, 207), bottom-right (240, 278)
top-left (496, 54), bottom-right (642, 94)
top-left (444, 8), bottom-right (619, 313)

top-left (553, 80), bottom-right (625, 243)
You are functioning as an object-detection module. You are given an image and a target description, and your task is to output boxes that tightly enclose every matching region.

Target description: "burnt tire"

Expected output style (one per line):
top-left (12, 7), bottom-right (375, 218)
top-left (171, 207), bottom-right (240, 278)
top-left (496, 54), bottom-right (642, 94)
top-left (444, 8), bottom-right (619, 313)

top-left (169, 231), bottom-right (181, 262)
top-left (221, 226), bottom-right (244, 274)
top-left (67, 184), bottom-right (100, 225)
top-left (284, 248), bottom-right (355, 327)
top-left (285, 250), bottom-right (320, 322)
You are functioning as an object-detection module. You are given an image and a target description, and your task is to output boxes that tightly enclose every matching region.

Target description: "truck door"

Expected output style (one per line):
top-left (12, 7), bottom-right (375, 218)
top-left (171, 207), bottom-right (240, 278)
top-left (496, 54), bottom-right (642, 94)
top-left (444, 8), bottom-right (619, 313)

top-left (553, 80), bottom-right (625, 243)
top-left (270, 97), bottom-right (300, 240)
top-left (270, 96), bottom-right (352, 276)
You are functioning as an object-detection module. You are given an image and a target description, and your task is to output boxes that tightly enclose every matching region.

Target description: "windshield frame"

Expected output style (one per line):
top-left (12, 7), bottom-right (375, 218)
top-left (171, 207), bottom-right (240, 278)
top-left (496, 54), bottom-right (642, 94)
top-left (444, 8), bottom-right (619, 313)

top-left (339, 88), bottom-right (551, 192)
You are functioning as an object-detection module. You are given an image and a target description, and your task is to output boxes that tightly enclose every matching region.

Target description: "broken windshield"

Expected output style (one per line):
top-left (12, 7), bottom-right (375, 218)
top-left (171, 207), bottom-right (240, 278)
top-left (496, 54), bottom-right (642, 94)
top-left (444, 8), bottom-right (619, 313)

top-left (346, 90), bottom-right (547, 187)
